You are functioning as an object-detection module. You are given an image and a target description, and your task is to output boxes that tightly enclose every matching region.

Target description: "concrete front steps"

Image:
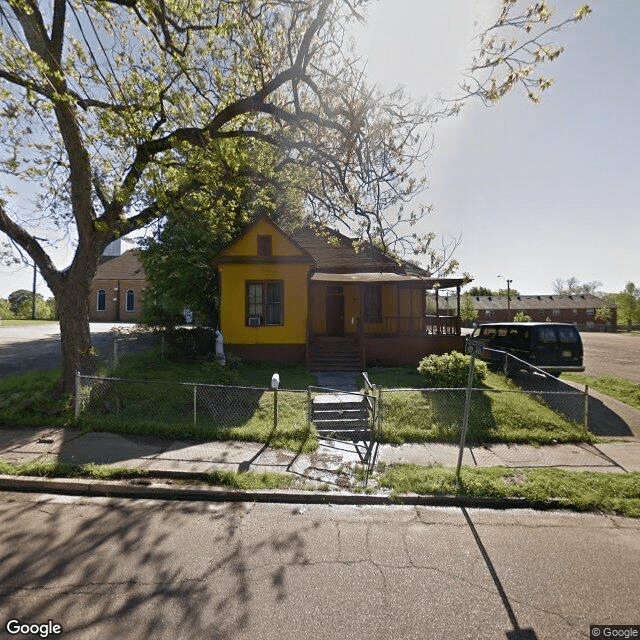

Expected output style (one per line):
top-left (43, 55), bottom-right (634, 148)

top-left (308, 337), bottom-right (362, 371)
top-left (311, 393), bottom-right (369, 436)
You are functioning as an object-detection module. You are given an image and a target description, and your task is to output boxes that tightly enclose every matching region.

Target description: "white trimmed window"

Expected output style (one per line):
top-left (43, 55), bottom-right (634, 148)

top-left (126, 289), bottom-right (135, 312)
top-left (97, 289), bottom-right (106, 312)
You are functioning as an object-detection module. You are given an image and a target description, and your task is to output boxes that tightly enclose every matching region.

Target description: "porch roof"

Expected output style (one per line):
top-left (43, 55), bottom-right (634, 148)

top-left (310, 272), bottom-right (464, 289)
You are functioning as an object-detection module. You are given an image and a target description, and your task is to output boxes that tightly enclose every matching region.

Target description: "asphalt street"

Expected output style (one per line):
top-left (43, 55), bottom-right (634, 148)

top-left (0, 493), bottom-right (638, 640)
top-left (0, 322), bottom-right (135, 376)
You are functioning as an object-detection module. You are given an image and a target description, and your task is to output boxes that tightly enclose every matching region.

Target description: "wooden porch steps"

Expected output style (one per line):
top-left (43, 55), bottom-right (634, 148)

top-left (308, 337), bottom-right (362, 371)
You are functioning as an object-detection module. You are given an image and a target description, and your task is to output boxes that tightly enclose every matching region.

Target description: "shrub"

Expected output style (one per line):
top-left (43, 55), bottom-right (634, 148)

top-left (165, 326), bottom-right (215, 360)
top-left (417, 351), bottom-right (487, 388)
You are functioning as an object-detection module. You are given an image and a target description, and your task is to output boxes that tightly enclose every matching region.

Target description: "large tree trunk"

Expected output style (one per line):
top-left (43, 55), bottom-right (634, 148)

top-left (56, 282), bottom-right (94, 396)
top-left (45, 242), bottom-right (104, 396)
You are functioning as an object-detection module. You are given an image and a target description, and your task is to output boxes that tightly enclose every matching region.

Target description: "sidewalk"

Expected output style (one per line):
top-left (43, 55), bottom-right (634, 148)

top-left (1, 425), bottom-right (639, 485)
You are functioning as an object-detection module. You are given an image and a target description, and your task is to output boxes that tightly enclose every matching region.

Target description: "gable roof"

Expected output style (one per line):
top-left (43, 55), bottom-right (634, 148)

top-left (213, 214), bottom-right (462, 285)
top-left (214, 214), bottom-right (315, 263)
top-left (290, 226), bottom-right (413, 274)
top-left (94, 250), bottom-right (146, 280)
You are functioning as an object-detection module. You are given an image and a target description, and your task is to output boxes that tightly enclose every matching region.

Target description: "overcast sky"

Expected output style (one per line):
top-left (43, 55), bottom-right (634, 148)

top-left (1, 0), bottom-right (637, 298)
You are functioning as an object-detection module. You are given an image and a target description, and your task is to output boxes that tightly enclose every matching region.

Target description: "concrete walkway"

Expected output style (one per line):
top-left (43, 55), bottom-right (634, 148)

top-left (1, 425), bottom-right (639, 488)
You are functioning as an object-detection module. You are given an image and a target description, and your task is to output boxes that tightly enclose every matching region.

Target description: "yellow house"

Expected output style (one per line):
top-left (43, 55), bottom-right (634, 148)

top-left (214, 215), bottom-right (466, 369)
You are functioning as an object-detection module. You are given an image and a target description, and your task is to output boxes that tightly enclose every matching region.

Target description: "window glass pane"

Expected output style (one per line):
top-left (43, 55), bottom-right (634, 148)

top-left (126, 290), bottom-right (135, 311)
top-left (558, 327), bottom-right (579, 343)
top-left (537, 326), bottom-right (557, 343)
top-left (265, 283), bottom-right (282, 324)
top-left (248, 283), bottom-right (263, 316)
top-left (97, 290), bottom-right (106, 311)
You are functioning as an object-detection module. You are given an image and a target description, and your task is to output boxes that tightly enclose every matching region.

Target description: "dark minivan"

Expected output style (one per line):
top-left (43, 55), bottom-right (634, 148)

top-left (469, 322), bottom-right (584, 375)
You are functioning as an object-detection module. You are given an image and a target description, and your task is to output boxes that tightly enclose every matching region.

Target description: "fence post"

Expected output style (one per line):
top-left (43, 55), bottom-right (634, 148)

top-left (74, 370), bottom-right (81, 419)
top-left (113, 338), bottom-right (118, 369)
top-left (307, 387), bottom-right (312, 433)
top-left (193, 384), bottom-right (197, 427)
top-left (584, 384), bottom-right (589, 431)
top-left (273, 387), bottom-right (278, 431)
top-left (456, 354), bottom-right (476, 484)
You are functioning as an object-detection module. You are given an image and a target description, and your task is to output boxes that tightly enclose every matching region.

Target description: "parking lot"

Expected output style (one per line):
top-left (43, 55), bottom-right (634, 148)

top-left (580, 331), bottom-right (640, 383)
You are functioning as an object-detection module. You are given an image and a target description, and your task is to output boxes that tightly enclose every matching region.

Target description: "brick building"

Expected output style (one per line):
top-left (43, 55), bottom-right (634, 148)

top-left (468, 294), bottom-right (617, 329)
top-left (89, 239), bottom-right (148, 322)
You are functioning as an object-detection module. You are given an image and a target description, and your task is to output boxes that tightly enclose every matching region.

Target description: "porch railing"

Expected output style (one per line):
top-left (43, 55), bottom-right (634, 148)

top-left (370, 315), bottom-right (460, 335)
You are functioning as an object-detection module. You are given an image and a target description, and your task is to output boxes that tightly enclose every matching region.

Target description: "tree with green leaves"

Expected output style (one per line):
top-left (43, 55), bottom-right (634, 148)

top-left (460, 294), bottom-right (478, 323)
top-left (467, 286), bottom-right (493, 297)
top-left (513, 311), bottom-right (532, 322)
top-left (0, 0), bottom-right (591, 393)
top-left (7, 289), bottom-right (33, 316)
top-left (614, 282), bottom-right (640, 326)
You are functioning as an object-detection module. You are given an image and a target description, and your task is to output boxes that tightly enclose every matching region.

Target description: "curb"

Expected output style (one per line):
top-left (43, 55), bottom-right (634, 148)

top-left (0, 474), bottom-right (567, 512)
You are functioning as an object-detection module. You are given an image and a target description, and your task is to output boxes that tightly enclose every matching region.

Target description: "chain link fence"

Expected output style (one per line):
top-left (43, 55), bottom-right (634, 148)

top-left (75, 373), bottom-right (311, 447)
top-left (75, 345), bottom-right (593, 474)
top-left (110, 332), bottom-right (165, 368)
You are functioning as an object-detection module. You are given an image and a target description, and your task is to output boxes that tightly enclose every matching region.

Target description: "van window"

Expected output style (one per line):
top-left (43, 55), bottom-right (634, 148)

top-left (480, 327), bottom-right (496, 338)
top-left (557, 326), bottom-right (579, 343)
top-left (536, 326), bottom-right (558, 343)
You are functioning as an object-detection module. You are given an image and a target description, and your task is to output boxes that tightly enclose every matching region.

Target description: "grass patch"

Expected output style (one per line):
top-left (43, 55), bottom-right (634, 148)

top-left (368, 367), bottom-right (594, 446)
top-left (0, 369), bottom-right (72, 426)
top-left (106, 350), bottom-right (315, 389)
top-left (0, 352), bottom-right (317, 452)
top-left (206, 469), bottom-right (295, 490)
top-left (0, 458), bottom-right (294, 490)
top-left (89, 353), bottom-right (317, 452)
top-left (0, 319), bottom-right (58, 327)
top-left (563, 373), bottom-right (640, 412)
top-left (0, 458), bottom-right (149, 480)
top-left (379, 464), bottom-right (640, 518)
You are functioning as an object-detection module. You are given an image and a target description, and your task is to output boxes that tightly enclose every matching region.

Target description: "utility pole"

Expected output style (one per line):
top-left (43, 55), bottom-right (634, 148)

top-left (32, 260), bottom-right (37, 320)
top-left (498, 275), bottom-right (513, 321)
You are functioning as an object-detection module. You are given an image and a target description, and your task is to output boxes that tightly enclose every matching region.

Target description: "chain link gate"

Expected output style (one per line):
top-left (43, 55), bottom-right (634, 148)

top-left (308, 375), bottom-right (380, 476)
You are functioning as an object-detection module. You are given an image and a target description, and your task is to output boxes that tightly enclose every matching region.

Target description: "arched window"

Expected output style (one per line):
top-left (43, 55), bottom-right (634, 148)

top-left (97, 289), bottom-right (106, 312)
top-left (126, 289), bottom-right (135, 312)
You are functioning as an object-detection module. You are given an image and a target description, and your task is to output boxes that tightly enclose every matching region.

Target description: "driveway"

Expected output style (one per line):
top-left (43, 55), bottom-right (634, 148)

top-left (581, 331), bottom-right (640, 383)
top-left (0, 322), bottom-right (139, 376)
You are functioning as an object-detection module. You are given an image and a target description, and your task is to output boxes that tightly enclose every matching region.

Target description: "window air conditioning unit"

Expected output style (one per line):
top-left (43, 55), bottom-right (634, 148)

top-left (248, 316), bottom-right (261, 327)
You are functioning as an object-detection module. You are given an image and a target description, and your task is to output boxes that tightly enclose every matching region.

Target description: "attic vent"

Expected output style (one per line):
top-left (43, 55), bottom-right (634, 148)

top-left (488, 296), bottom-right (492, 301)
top-left (537, 296), bottom-right (541, 301)
top-left (549, 296), bottom-right (553, 300)
top-left (517, 296), bottom-right (521, 301)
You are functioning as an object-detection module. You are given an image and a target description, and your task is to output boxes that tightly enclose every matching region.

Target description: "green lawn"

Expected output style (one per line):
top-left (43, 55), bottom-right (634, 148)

top-left (367, 367), bottom-right (594, 445)
top-left (563, 373), bottom-right (640, 412)
top-left (379, 464), bottom-right (640, 518)
top-left (0, 354), bottom-right (595, 450)
top-left (0, 319), bottom-right (58, 327)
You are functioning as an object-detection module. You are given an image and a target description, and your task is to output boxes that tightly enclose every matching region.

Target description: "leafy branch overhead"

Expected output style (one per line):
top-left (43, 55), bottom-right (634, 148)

top-left (0, 0), bottom-right (591, 392)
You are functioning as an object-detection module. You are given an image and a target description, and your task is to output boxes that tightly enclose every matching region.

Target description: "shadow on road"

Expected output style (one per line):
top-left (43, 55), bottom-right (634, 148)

top-left (462, 508), bottom-right (538, 640)
top-left (0, 492), bottom-right (314, 638)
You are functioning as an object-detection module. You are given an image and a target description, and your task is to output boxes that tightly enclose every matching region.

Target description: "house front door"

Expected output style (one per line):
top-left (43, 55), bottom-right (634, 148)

top-left (326, 286), bottom-right (344, 335)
